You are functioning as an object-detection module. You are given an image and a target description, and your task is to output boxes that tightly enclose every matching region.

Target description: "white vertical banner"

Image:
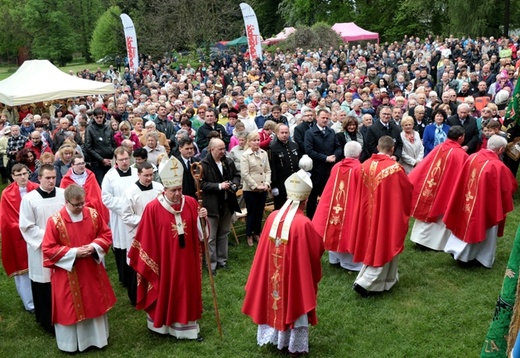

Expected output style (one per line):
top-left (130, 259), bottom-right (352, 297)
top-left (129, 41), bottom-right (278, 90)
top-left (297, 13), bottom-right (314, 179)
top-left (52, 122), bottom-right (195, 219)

top-left (120, 14), bottom-right (139, 73)
top-left (239, 3), bottom-right (263, 61)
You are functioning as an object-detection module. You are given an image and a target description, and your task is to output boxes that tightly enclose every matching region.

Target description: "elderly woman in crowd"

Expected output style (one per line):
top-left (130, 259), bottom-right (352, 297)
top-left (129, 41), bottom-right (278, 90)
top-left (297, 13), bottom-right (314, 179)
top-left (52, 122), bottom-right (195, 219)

top-left (114, 121), bottom-right (141, 149)
top-left (131, 117), bottom-right (145, 143)
top-left (400, 116), bottom-right (424, 174)
top-left (240, 131), bottom-right (271, 247)
top-left (423, 108), bottom-right (450, 156)
top-left (228, 130), bottom-right (248, 172)
top-left (143, 131), bottom-right (166, 165)
top-left (348, 99), bottom-right (363, 123)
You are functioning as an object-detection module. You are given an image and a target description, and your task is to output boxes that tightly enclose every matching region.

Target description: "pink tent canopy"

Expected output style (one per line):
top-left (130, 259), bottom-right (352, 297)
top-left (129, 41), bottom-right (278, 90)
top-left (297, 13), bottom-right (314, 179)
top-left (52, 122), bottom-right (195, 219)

top-left (331, 22), bottom-right (379, 43)
top-left (262, 27), bottom-right (296, 46)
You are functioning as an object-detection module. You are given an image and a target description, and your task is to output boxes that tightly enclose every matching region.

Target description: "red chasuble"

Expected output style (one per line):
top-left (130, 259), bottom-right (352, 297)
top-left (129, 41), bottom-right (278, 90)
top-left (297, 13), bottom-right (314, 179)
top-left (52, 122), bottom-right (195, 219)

top-left (348, 154), bottom-right (412, 267)
top-left (128, 195), bottom-right (202, 327)
top-left (408, 139), bottom-right (468, 222)
top-left (42, 207), bottom-right (116, 325)
top-left (312, 158), bottom-right (361, 252)
top-left (60, 168), bottom-right (109, 224)
top-left (242, 209), bottom-right (324, 331)
top-left (0, 181), bottom-right (38, 276)
top-left (443, 150), bottom-right (517, 244)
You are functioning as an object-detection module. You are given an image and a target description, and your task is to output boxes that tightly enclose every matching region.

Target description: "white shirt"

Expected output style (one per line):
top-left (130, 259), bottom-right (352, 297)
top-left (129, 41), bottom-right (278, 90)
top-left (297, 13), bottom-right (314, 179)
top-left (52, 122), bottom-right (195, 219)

top-left (121, 181), bottom-right (164, 255)
top-left (19, 188), bottom-right (65, 282)
top-left (101, 167), bottom-right (138, 249)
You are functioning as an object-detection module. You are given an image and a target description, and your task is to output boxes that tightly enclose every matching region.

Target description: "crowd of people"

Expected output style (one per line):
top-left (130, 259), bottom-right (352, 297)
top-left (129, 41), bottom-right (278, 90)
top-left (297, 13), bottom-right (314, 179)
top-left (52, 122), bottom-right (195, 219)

top-left (1, 33), bottom-right (520, 355)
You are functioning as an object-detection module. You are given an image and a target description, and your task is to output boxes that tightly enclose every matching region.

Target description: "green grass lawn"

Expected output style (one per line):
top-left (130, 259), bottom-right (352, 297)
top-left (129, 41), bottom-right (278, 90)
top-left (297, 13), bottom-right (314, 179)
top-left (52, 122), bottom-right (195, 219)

top-left (0, 62), bottom-right (109, 81)
top-left (1, 192), bottom-right (518, 358)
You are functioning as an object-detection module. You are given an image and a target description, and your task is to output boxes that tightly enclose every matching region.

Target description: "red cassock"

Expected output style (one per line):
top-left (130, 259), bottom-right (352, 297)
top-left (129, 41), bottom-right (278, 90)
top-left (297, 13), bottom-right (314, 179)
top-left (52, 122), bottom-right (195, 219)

top-left (312, 158), bottom-right (361, 252)
top-left (443, 150), bottom-right (517, 244)
top-left (408, 139), bottom-right (468, 222)
top-left (0, 181), bottom-right (39, 276)
top-left (60, 168), bottom-right (109, 224)
top-left (242, 209), bottom-right (324, 331)
top-left (42, 207), bottom-right (116, 325)
top-left (348, 154), bottom-right (412, 267)
top-left (128, 196), bottom-right (202, 328)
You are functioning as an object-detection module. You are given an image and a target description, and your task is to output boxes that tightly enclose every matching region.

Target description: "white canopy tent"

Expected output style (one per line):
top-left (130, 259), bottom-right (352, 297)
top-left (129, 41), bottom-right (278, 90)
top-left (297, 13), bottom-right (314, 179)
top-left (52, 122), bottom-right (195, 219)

top-left (0, 60), bottom-right (114, 106)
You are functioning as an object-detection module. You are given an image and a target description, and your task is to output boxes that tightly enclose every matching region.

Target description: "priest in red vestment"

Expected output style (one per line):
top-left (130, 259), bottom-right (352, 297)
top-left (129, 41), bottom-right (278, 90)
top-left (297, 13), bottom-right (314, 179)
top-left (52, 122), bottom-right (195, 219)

top-left (444, 135), bottom-right (517, 268)
top-left (60, 155), bottom-right (109, 224)
top-left (312, 141), bottom-right (363, 271)
top-left (242, 169), bottom-right (324, 355)
top-left (128, 156), bottom-right (207, 340)
top-left (349, 136), bottom-right (412, 296)
top-left (0, 163), bottom-right (38, 312)
top-left (42, 184), bottom-right (116, 352)
top-left (408, 126), bottom-right (468, 251)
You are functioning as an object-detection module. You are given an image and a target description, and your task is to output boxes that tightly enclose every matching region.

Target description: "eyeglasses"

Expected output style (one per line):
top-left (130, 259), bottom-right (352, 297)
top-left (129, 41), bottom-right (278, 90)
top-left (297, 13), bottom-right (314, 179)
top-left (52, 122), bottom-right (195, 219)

top-left (13, 172), bottom-right (29, 177)
top-left (508, 73), bottom-right (514, 76)
top-left (67, 201), bottom-right (85, 208)
top-left (95, 115), bottom-right (104, 119)
top-left (73, 162), bottom-right (86, 166)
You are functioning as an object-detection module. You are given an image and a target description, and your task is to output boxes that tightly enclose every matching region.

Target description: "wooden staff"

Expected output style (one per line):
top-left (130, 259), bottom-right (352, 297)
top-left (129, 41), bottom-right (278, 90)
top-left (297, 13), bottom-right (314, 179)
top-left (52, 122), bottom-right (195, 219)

top-left (190, 161), bottom-right (223, 340)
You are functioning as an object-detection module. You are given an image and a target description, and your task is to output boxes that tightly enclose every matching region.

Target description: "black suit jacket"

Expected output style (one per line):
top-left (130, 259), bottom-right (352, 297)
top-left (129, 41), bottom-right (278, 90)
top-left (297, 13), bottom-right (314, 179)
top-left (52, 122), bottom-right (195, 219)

top-left (293, 121), bottom-right (314, 155)
top-left (447, 114), bottom-right (479, 153)
top-left (304, 125), bottom-right (342, 186)
top-left (200, 153), bottom-right (241, 218)
top-left (176, 155), bottom-right (200, 199)
top-left (366, 120), bottom-right (404, 160)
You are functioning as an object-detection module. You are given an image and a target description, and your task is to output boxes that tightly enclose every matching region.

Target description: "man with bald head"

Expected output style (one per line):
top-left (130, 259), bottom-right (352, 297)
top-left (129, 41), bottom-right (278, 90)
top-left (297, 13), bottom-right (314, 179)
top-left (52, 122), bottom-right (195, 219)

top-left (446, 103), bottom-right (479, 154)
top-left (200, 138), bottom-right (241, 275)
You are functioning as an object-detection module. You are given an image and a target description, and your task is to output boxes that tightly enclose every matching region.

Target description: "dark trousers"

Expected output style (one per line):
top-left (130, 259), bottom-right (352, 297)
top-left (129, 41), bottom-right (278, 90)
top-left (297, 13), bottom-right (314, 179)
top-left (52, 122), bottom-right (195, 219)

top-left (127, 266), bottom-right (137, 306)
top-left (31, 281), bottom-right (54, 334)
top-left (90, 162), bottom-right (111, 186)
top-left (243, 191), bottom-right (267, 236)
top-left (504, 155), bottom-right (520, 178)
top-left (113, 247), bottom-right (128, 286)
top-left (306, 179), bottom-right (326, 220)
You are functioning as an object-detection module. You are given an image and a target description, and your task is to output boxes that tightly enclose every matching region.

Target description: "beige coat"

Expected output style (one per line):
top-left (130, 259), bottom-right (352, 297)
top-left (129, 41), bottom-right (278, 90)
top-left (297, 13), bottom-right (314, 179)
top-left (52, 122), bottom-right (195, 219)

top-left (0, 136), bottom-right (8, 167)
top-left (240, 147), bottom-right (271, 191)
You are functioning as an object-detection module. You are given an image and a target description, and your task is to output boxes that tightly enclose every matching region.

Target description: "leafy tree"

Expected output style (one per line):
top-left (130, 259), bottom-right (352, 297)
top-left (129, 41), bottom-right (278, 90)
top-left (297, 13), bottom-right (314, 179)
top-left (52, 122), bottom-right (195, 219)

top-left (19, 0), bottom-right (78, 65)
top-left (389, 0), bottom-right (447, 40)
top-left (0, 0), bottom-right (30, 63)
top-left (250, 0), bottom-right (285, 38)
top-left (283, 23), bottom-right (343, 51)
top-left (90, 6), bottom-right (126, 61)
top-left (72, 0), bottom-right (106, 63)
top-left (135, 0), bottom-right (244, 57)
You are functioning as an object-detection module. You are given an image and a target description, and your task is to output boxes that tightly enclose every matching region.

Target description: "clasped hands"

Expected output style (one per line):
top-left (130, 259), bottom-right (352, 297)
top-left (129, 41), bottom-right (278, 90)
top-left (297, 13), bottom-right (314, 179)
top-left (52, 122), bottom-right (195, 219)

top-left (76, 244), bottom-right (95, 258)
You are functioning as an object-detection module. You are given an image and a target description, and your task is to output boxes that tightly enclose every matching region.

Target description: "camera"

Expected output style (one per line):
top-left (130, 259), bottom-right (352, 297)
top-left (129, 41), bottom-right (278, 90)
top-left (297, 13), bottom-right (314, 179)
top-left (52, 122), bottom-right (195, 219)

top-left (227, 181), bottom-right (238, 194)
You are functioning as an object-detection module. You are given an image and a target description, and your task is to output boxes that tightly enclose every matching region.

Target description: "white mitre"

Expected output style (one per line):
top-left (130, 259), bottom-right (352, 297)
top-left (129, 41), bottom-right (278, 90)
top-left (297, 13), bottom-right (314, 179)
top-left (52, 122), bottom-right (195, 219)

top-left (268, 169), bottom-right (313, 242)
top-left (158, 156), bottom-right (184, 188)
